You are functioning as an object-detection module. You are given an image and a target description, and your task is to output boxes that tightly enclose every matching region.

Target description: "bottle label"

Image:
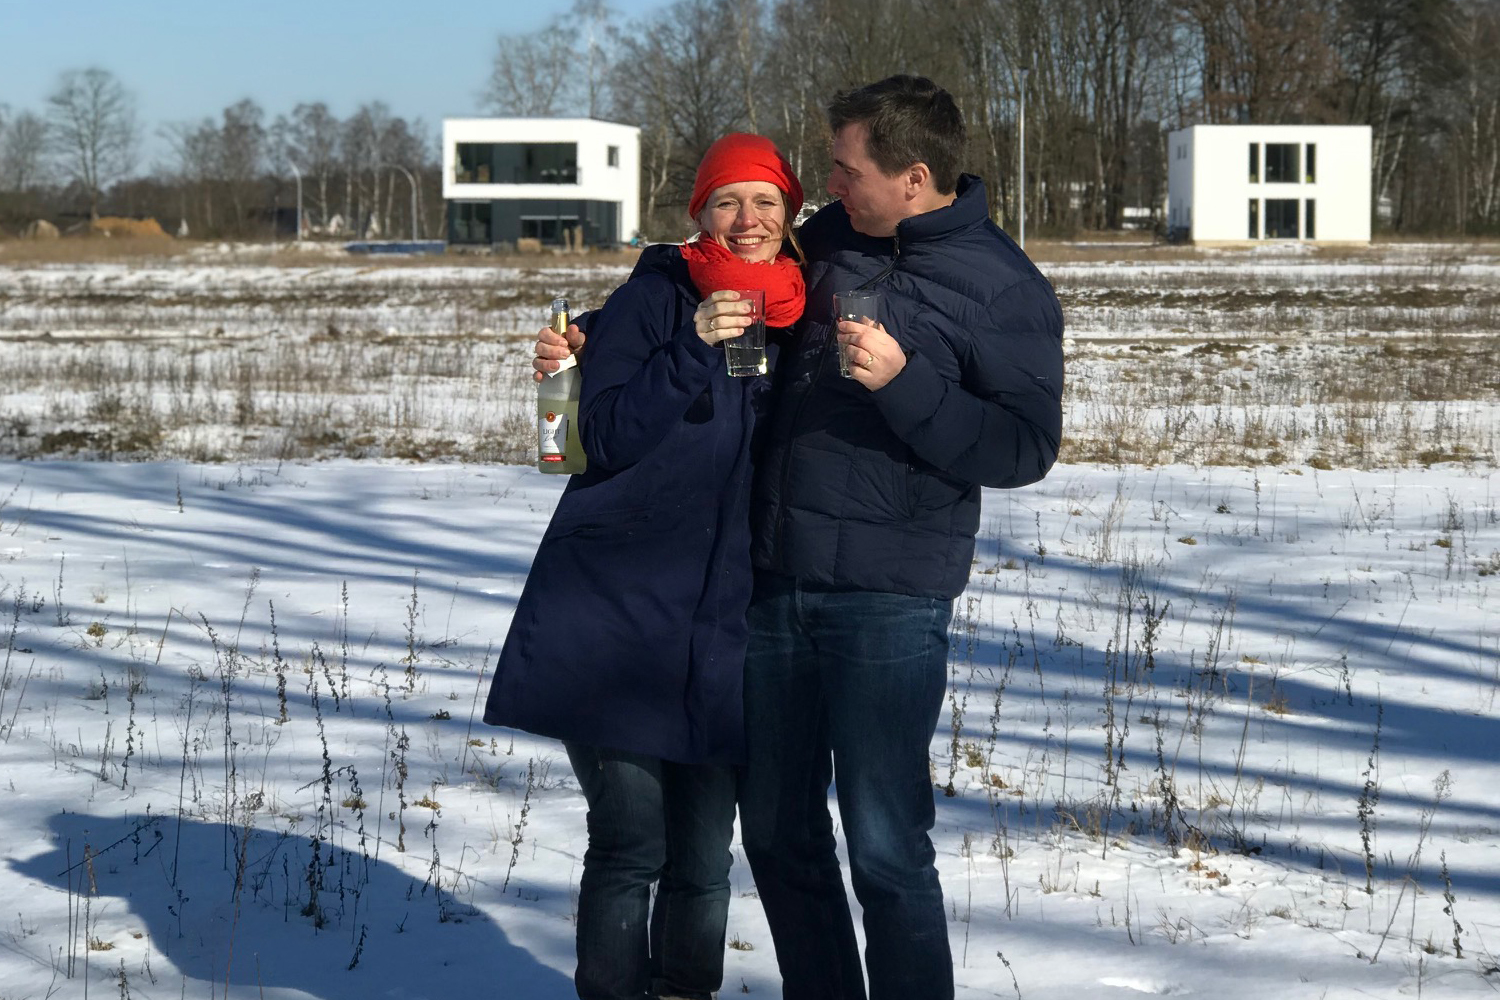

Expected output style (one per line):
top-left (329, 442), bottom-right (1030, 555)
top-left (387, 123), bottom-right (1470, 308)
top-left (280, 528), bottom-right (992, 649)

top-left (539, 411), bottom-right (568, 461)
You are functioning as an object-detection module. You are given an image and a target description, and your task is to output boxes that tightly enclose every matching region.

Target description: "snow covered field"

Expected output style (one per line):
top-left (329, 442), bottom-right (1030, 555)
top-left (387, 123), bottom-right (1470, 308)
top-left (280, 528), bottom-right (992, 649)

top-left (0, 243), bottom-right (1497, 999)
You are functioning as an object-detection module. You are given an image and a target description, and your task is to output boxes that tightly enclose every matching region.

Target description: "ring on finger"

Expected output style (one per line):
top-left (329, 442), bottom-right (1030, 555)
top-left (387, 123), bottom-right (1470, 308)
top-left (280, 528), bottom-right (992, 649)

top-left (866, 351), bottom-right (875, 367)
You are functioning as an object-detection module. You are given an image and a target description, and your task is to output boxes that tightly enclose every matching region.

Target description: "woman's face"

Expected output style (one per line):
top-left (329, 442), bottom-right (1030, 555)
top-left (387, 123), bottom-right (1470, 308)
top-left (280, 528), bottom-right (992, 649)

top-left (696, 181), bottom-right (786, 263)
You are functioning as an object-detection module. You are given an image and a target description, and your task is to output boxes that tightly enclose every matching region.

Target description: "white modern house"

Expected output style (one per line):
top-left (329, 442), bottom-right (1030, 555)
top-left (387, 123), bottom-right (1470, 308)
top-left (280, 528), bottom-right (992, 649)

top-left (1166, 124), bottom-right (1372, 244)
top-left (442, 118), bottom-right (640, 249)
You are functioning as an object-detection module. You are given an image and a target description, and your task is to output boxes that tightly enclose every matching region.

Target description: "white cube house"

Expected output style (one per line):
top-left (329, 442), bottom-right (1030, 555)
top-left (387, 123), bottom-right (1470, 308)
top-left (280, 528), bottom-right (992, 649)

top-left (1167, 125), bottom-right (1372, 245)
top-left (442, 118), bottom-right (641, 248)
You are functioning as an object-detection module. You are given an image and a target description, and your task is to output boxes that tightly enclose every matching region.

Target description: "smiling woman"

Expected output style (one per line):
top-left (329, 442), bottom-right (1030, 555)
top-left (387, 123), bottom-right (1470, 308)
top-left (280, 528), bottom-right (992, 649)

top-left (698, 181), bottom-right (786, 263)
top-left (484, 132), bottom-right (805, 1000)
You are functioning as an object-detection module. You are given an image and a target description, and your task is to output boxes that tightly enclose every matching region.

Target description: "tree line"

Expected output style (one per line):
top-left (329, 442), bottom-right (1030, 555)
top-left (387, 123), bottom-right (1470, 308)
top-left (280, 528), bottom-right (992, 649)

top-left (3, 0), bottom-right (1497, 240)
top-left (494, 0), bottom-right (1499, 237)
top-left (0, 69), bottom-right (442, 240)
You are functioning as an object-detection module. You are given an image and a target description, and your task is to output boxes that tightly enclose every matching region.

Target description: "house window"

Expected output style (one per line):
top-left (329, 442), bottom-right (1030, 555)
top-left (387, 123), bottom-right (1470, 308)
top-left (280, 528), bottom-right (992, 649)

top-left (521, 215), bottom-right (580, 244)
top-left (455, 144), bottom-right (492, 184)
top-left (451, 202), bottom-right (492, 243)
top-left (1265, 198), bottom-right (1299, 238)
top-left (1305, 144), bottom-right (1316, 183)
top-left (607, 145), bottom-right (620, 167)
top-left (1249, 144), bottom-right (1260, 183)
top-left (456, 143), bottom-right (579, 184)
top-left (1305, 199), bottom-right (1316, 239)
top-left (1265, 143), bottom-right (1300, 183)
top-left (1248, 199), bottom-right (1260, 239)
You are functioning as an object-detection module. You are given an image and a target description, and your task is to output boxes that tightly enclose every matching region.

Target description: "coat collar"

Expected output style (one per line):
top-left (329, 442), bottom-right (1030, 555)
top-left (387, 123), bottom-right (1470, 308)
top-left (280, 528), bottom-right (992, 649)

top-left (802, 174), bottom-right (989, 258)
top-left (895, 174), bottom-right (987, 246)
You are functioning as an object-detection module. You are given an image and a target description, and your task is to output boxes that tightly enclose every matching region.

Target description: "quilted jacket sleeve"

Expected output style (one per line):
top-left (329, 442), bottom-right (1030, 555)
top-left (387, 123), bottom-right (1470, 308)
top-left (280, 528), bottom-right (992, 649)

top-left (872, 274), bottom-right (1064, 489)
top-left (577, 274), bottom-right (724, 471)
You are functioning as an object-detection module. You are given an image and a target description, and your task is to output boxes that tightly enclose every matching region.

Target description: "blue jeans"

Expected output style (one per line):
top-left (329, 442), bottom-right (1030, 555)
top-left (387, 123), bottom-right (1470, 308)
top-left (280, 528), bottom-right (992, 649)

top-left (563, 742), bottom-right (737, 1000)
top-left (738, 573), bottom-right (955, 1000)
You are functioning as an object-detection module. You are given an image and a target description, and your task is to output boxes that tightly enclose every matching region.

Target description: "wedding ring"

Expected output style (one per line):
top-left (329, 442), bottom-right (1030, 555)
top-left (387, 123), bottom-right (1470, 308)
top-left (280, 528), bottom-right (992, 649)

top-left (866, 352), bottom-right (875, 367)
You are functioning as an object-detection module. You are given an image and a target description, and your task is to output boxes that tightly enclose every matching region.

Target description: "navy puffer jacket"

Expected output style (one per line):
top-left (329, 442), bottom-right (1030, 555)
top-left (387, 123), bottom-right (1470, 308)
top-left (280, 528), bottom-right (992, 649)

top-left (750, 175), bottom-right (1064, 599)
top-left (485, 244), bottom-right (775, 764)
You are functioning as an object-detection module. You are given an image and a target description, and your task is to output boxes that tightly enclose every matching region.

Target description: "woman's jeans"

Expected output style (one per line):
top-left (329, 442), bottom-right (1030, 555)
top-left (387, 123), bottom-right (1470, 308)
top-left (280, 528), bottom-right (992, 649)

top-left (563, 742), bottom-right (737, 1000)
top-left (738, 572), bottom-right (955, 1000)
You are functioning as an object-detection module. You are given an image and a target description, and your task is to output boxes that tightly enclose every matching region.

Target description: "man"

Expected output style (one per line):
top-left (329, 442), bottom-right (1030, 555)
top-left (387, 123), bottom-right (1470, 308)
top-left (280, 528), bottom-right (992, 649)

top-left (535, 75), bottom-right (1062, 1000)
top-left (735, 75), bottom-right (1062, 1000)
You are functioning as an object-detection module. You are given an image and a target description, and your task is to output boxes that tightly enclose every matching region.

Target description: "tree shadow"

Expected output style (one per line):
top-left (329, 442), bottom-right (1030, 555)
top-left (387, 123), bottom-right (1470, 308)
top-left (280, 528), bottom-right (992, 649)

top-left (10, 810), bottom-right (574, 999)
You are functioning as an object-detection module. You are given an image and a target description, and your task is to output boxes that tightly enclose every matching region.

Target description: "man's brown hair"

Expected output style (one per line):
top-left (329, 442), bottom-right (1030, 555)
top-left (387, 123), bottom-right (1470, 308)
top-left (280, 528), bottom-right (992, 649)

top-left (827, 75), bottom-right (966, 194)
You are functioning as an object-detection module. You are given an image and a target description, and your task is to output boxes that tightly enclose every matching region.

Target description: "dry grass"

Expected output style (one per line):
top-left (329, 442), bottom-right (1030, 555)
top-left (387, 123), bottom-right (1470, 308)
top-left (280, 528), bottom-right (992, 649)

top-left (0, 235), bottom-right (191, 264)
top-left (0, 235), bottom-right (645, 268)
top-left (0, 240), bottom-right (1495, 468)
top-left (1025, 234), bottom-right (1500, 264)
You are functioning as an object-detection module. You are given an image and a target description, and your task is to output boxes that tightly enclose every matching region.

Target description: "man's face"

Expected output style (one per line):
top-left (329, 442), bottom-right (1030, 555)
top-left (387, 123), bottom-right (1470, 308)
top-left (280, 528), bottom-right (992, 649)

top-left (827, 122), bottom-right (910, 238)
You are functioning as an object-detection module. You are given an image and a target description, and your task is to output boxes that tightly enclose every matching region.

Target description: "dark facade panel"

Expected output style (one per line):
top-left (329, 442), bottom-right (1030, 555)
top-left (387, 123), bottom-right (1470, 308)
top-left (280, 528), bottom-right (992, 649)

top-left (447, 199), bottom-right (621, 247)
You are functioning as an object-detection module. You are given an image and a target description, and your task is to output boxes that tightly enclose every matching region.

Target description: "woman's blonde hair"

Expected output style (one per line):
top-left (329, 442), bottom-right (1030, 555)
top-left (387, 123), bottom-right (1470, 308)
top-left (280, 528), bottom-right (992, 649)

top-left (780, 190), bottom-right (805, 264)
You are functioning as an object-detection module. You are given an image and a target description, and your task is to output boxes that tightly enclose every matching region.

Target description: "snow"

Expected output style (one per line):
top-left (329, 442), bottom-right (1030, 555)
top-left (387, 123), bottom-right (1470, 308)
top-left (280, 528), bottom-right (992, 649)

top-left (1, 458), bottom-right (1496, 999)
top-left (0, 241), bottom-right (1495, 997)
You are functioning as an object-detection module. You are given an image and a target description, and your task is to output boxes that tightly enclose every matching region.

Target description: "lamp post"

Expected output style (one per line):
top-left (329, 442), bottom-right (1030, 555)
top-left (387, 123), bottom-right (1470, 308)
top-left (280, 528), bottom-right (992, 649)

top-left (288, 161), bottom-right (303, 241)
top-left (394, 165), bottom-right (419, 241)
top-left (1019, 67), bottom-right (1030, 250)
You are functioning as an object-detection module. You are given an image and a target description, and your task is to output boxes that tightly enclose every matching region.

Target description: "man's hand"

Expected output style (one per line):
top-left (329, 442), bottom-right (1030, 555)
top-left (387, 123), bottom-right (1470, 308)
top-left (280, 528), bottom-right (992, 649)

top-left (532, 323), bottom-right (587, 383)
top-left (837, 319), bottom-right (904, 391)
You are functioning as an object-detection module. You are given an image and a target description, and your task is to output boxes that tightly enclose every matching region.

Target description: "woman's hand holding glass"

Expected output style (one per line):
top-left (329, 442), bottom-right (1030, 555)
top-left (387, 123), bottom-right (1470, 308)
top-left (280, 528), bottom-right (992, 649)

top-left (693, 290), bottom-right (755, 347)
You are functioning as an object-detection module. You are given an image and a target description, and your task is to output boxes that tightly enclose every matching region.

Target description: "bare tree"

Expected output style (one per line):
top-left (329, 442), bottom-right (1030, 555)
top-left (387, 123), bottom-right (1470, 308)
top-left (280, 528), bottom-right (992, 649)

top-left (572, 0), bottom-right (620, 118)
top-left (342, 102), bottom-right (401, 237)
top-left (218, 99), bottom-right (267, 232)
top-left (483, 23), bottom-right (577, 116)
top-left (1, 111), bottom-right (48, 192)
top-left (611, 0), bottom-right (750, 235)
top-left (279, 102), bottom-right (342, 230)
top-left (46, 67), bottom-right (139, 219)
top-left (161, 118), bottom-right (221, 233)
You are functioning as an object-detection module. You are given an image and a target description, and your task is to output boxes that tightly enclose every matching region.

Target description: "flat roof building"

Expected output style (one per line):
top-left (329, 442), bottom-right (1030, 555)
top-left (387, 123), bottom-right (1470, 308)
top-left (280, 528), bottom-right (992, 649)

top-left (442, 118), bottom-right (640, 249)
top-left (1167, 125), bottom-right (1372, 245)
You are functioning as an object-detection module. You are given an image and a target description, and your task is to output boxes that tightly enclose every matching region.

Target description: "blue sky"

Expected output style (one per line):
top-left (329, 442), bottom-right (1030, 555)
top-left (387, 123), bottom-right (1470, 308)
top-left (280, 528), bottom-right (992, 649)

top-left (0, 0), bottom-right (669, 166)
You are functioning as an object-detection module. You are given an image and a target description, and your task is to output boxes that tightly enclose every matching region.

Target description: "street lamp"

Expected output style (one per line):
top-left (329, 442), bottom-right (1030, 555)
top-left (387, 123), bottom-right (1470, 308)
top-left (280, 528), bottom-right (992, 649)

top-left (1019, 67), bottom-right (1030, 250)
top-left (287, 160), bottom-right (303, 241)
top-left (394, 165), bottom-right (419, 241)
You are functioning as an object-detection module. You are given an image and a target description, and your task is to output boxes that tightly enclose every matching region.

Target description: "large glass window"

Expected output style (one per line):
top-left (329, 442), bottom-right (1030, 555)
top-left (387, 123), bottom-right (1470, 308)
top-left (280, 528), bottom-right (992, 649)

top-left (1249, 144), bottom-right (1260, 183)
top-left (1248, 199), bottom-right (1260, 239)
top-left (1305, 199), bottom-right (1316, 239)
top-left (1265, 143), bottom-right (1301, 183)
top-left (451, 202), bottom-right (492, 243)
top-left (453, 142), bottom-right (579, 184)
top-left (1265, 199), bottom-right (1300, 238)
top-left (520, 216), bottom-right (580, 242)
top-left (455, 144), bottom-right (492, 184)
top-left (502, 143), bottom-right (578, 184)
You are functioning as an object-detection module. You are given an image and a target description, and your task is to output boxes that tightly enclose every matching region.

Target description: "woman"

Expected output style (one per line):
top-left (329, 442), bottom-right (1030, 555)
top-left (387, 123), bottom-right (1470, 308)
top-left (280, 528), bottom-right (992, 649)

top-left (485, 133), bottom-right (805, 1000)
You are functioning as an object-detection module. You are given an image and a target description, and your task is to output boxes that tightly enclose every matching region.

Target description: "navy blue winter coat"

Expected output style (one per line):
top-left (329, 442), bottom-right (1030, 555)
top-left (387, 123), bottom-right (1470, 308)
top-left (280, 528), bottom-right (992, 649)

top-left (484, 245), bottom-right (777, 765)
top-left (750, 175), bottom-right (1064, 599)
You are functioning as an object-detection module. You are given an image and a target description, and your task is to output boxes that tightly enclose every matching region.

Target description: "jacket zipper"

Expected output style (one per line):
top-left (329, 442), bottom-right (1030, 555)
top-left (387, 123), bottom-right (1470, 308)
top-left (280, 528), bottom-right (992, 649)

top-left (770, 233), bottom-right (901, 570)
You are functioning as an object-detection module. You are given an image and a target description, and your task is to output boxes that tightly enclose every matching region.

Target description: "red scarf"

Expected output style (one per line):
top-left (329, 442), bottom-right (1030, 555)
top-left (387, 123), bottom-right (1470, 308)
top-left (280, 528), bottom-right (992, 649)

top-left (681, 237), bottom-right (806, 327)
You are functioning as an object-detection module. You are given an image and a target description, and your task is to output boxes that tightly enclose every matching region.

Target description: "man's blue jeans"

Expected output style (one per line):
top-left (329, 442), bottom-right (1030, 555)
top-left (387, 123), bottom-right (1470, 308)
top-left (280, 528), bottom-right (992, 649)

top-left (739, 572), bottom-right (955, 1000)
top-left (563, 742), bottom-right (737, 1000)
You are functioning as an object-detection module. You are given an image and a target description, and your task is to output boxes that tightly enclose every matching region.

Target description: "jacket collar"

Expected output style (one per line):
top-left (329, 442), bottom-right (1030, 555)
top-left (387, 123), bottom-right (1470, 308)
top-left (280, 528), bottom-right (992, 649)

top-left (802, 174), bottom-right (989, 258)
top-left (895, 174), bottom-right (988, 247)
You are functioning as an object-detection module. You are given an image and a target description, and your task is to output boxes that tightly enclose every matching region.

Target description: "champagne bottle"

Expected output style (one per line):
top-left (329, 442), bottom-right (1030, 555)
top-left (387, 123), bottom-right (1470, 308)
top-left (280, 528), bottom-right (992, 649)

top-left (537, 297), bottom-right (586, 474)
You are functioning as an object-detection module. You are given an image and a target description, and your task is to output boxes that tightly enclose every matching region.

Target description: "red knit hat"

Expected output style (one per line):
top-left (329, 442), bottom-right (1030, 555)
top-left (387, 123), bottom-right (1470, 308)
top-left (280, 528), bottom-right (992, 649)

top-left (688, 133), bottom-right (804, 221)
